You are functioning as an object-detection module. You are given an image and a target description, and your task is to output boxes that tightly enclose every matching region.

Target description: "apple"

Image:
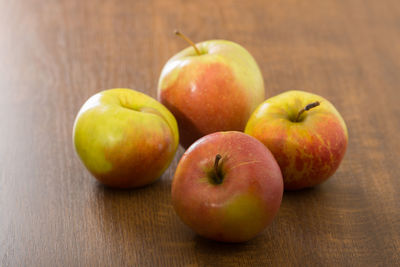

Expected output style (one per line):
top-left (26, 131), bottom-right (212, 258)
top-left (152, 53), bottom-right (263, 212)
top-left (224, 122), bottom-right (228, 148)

top-left (245, 90), bottom-right (348, 190)
top-left (171, 131), bottom-right (283, 242)
top-left (158, 31), bottom-right (265, 148)
top-left (73, 88), bottom-right (179, 188)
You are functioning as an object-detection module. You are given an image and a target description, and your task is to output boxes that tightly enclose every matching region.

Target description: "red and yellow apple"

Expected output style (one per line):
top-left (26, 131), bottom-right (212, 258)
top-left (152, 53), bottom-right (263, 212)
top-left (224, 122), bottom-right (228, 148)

top-left (172, 131), bottom-right (283, 242)
top-left (158, 32), bottom-right (265, 148)
top-left (245, 90), bottom-right (348, 190)
top-left (73, 88), bottom-right (179, 188)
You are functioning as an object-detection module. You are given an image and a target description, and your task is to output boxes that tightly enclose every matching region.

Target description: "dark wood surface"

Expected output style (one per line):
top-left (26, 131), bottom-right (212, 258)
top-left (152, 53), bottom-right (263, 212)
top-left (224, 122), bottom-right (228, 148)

top-left (1, 0), bottom-right (399, 266)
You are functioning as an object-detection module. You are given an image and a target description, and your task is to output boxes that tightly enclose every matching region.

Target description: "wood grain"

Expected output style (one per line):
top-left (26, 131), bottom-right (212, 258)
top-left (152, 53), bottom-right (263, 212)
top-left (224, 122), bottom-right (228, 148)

top-left (1, 0), bottom-right (399, 266)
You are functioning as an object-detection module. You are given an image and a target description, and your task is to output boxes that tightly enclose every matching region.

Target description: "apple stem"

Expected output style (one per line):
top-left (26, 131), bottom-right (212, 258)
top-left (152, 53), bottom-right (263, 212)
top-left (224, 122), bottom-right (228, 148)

top-left (295, 101), bottom-right (320, 122)
top-left (174, 30), bottom-right (201, 56)
top-left (214, 154), bottom-right (223, 184)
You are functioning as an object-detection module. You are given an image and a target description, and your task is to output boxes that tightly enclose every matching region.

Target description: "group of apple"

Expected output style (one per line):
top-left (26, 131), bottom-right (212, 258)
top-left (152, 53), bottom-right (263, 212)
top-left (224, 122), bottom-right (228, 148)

top-left (73, 33), bottom-right (348, 243)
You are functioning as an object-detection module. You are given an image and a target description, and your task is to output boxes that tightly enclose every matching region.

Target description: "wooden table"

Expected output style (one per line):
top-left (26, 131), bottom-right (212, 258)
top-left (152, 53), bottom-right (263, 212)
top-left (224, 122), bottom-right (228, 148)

top-left (1, 0), bottom-right (399, 266)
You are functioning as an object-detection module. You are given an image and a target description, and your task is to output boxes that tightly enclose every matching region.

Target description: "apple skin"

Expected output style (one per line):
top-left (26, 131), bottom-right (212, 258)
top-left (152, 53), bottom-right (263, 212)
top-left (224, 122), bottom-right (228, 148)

top-left (73, 88), bottom-right (179, 188)
top-left (245, 90), bottom-right (348, 190)
top-left (157, 40), bottom-right (265, 148)
top-left (171, 131), bottom-right (283, 242)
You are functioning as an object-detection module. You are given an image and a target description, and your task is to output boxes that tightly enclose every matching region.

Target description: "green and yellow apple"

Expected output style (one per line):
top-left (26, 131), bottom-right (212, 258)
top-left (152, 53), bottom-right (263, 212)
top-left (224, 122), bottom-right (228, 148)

top-left (245, 90), bottom-right (348, 190)
top-left (172, 131), bottom-right (283, 242)
top-left (73, 88), bottom-right (179, 188)
top-left (158, 32), bottom-right (265, 148)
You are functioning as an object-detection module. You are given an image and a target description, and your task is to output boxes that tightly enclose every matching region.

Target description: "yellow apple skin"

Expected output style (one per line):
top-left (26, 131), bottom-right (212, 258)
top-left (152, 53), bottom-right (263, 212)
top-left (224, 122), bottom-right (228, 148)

top-left (73, 88), bottom-right (179, 188)
top-left (245, 90), bottom-right (348, 190)
top-left (158, 40), bottom-right (265, 148)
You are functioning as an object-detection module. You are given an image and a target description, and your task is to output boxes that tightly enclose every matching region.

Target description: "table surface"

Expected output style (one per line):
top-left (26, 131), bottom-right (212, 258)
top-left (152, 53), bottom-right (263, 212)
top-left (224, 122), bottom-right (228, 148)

top-left (1, 0), bottom-right (400, 266)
